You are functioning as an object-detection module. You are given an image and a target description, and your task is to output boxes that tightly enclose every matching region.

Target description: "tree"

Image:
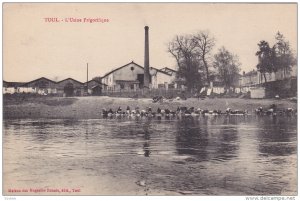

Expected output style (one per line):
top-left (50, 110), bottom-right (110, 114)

top-left (274, 32), bottom-right (296, 78)
top-left (213, 47), bottom-right (241, 88)
top-left (255, 32), bottom-right (296, 83)
top-left (193, 31), bottom-right (215, 83)
top-left (255, 40), bottom-right (275, 83)
top-left (168, 35), bottom-right (204, 91)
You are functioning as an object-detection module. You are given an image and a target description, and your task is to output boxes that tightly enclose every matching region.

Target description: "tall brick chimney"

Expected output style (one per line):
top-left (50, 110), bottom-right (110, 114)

top-left (144, 26), bottom-right (150, 88)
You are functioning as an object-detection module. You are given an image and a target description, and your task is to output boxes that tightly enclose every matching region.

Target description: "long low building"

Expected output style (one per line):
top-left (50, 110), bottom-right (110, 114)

top-left (3, 77), bottom-right (107, 96)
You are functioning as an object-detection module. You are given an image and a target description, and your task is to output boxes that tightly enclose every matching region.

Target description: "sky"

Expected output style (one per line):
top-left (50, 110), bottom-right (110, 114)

top-left (3, 3), bottom-right (297, 82)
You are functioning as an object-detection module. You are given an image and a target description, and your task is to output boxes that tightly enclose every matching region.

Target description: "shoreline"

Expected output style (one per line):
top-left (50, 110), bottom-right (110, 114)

top-left (3, 96), bottom-right (297, 119)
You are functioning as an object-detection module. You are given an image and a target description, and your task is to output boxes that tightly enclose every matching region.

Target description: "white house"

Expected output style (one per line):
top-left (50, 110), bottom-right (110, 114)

top-left (240, 70), bottom-right (259, 87)
top-left (257, 65), bottom-right (297, 84)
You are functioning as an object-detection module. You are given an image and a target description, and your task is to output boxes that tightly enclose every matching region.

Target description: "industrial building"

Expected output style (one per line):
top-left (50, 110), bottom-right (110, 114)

top-left (3, 77), bottom-right (106, 96)
top-left (101, 61), bottom-right (177, 92)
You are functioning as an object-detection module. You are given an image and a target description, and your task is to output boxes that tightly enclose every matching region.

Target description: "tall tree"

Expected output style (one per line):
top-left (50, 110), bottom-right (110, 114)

top-left (168, 35), bottom-right (204, 91)
top-left (255, 40), bottom-right (275, 83)
top-left (213, 47), bottom-right (241, 88)
top-left (274, 32), bottom-right (296, 78)
top-left (193, 31), bottom-right (215, 83)
top-left (255, 32), bottom-right (296, 84)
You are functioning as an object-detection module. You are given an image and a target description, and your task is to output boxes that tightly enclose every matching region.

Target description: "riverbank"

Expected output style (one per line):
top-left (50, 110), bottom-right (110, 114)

top-left (3, 96), bottom-right (297, 119)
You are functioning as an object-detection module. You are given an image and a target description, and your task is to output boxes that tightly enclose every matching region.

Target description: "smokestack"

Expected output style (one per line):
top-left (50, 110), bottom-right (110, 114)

top-left (144, 26), bottom-right (150, 88)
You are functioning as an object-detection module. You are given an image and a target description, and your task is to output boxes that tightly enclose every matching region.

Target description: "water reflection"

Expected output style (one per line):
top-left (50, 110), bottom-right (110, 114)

top-left (214, 117), bottom-right (239, 161)
top-left (175, 117), bottom-right (209, 162)
top-left (174, 116), bottom-right (241, 162)
top-left (3, 115), bottom-right (297, 195)
top-left (256, 116), bottom-right (297, 156)
top-left (143, 121), bottom-right (151, 157)
top-left (214, 126), bottom-right (239, 161)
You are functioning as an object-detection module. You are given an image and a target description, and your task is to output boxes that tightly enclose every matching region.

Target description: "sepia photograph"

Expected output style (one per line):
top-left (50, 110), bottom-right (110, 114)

top-left (2, 2), bottom-right (298, 198)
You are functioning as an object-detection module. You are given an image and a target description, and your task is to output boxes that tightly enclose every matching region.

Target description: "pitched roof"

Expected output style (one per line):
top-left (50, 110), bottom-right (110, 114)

top-left (84, 79), bottom-right (107, 86)
top-left (150, 67), bottom-right (173, 76)
top-left (160, 67), bottom-right (177, 73)
top-left (57, 78), bottom-right (83, 85)
top-left (22, 77), bottom-right (56, 86)
top-left (102, 61), bottom-right (144, 78)
top-left (3, 81), bottom-right (26, 88)
top-left (84, 79), bottom-right (100, 84)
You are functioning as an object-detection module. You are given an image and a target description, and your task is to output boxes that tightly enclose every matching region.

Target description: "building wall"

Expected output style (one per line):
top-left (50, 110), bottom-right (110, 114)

top-left (84, 80), bottom-right (104, 95)
top-left (102, 74), bottom-right (113, 87)
top-left (151, 71), bottom-right (173, 89)
top-left (114, 82), bottom-right (139, 91)
top-left (258, 65), bottom-right (298, 84)
top-left (86, 80), bottom-right (101, 90)
top-left (113, 64), bottom-right (144, 84)
top-left (102, 77), bottom-right (107, 86)
top-left (258, 72), bottom-right (274, 84)
top-left (250, 87), bottom-right (265, 98)
top-left (56, 79), bottom-right (83, 89)
top-left (102, 63), bottom-right (144, 90)
top-left (56, 79), bottom-right (84, 96)
top-left (101, 63), bottom-right (179, 91)
top-left (21, 78), bottom-right (57, 94)
top-left (241, 72), bottom-right (259, 86)
top-left (3, 81), bottom-right (9, 88)
top-left (108, 74), bottom-right (114, 87)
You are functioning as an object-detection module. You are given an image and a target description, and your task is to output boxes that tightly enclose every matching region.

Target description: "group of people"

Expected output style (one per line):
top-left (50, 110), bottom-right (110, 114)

top-left (254, 104), bottom-right (296, 116)
top-left (101, 104), bottom-right (296, 118)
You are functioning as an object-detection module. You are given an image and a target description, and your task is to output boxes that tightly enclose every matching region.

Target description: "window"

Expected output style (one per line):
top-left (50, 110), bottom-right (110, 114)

top-left (120, 83), bottom-right (125, 89)
top-left (130, 84), bottom-right (134, 90)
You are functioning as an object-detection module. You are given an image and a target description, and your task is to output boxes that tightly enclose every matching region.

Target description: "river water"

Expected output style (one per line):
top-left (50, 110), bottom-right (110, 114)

top-left (3, 115), bottom-right (297, 195)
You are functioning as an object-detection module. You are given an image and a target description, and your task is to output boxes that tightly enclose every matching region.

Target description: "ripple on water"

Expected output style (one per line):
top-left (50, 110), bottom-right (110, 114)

top-left (3, 116), bottom-right (297, 195)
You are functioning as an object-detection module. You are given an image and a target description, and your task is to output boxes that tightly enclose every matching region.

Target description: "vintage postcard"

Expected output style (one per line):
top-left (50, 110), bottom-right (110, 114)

top-left (2, 2), bottom-right (297, 198)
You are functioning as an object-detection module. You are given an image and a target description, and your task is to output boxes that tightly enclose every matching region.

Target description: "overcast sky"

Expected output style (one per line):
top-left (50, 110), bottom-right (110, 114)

top-left (3, 3), bottom-right (297, 82)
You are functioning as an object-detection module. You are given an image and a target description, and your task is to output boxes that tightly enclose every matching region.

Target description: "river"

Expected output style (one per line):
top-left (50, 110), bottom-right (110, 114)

top-left (3, 115), bottom-right (297, 195)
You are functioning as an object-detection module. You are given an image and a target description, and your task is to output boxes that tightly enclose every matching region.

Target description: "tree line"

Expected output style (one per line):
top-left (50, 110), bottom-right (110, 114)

top-left (167, 30), bottom-right (241, 92)
top-left (256, 32), bottom-right (296, 83)
top-left (167, 31), bottom-right (296, 92)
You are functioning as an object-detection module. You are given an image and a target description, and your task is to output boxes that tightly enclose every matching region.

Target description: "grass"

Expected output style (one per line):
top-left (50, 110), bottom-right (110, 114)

top-left (37, 98), bottom-right (77, 106)
top-left (3, 95), bottom-right (297, 119)
top-left (3, 94), bottom-right (77, 106)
